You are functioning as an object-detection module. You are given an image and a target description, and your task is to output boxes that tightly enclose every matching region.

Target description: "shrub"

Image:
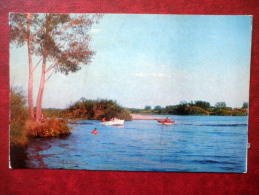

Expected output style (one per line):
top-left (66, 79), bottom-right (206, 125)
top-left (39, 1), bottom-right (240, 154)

top-left (188, 106), bottom-right (208, 115)
top-left (26, 118), bottom-right (71, 138)
top-left (68, 98), bottom-right (132, 121)
top-left (10, 86), bottom-right (28, 147)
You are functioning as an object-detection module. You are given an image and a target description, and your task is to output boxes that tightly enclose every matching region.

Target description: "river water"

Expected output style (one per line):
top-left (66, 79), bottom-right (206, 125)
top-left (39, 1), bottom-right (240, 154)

top-left (25, 115), bottom-right (248, 173)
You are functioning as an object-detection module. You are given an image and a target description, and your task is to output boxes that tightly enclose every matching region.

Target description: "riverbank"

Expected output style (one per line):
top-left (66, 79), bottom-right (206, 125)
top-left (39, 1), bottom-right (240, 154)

top-left (26, 118), bottom-right (71, 138)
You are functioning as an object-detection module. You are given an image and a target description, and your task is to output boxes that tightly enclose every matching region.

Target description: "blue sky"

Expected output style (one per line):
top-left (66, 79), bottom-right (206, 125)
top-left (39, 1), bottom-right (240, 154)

top-left (10, 14), bottom-right (252, 109)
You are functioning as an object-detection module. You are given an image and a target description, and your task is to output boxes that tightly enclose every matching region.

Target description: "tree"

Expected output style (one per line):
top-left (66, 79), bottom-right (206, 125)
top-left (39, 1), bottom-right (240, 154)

top-left (242, 102), bottom-right (248, 109)
top-left (154, 105), bottom-right (162, 110)
top-left (175, 104), bottom-right (189, 115)
top-left (10, 13), bottom-right (102, 121)
top-left (153, 105), bottom-right (162, 114)
top-left (144, 105), bottom-right (152, 111)
top-left (215, 102), bottom-right (227, 108)
top-left (10, 13), bottom-right (39, 120)
top-left (195, 101), bottom-right (210, 110)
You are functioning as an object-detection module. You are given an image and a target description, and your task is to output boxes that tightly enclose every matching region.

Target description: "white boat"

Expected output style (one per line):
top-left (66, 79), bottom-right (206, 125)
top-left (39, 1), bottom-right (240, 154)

top-left (101, 119), bottom-right (125, 126)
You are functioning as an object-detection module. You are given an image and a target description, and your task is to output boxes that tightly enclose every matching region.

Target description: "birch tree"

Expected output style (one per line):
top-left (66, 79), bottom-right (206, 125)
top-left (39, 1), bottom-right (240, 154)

top-left (10, 13), bottom-right (102, 121)
top-left (10, 13), bottom-right (40, 120)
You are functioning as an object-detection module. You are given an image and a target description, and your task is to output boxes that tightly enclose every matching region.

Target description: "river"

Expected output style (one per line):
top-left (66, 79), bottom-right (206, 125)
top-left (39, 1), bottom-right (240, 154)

top-left (25, 115), bottom-right (248, 173)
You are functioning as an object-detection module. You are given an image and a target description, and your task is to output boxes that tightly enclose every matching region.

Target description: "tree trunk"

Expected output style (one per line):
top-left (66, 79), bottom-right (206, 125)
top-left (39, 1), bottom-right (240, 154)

top-left (36, 48), bottom-right (47, 122)
top-left (35, 14), bottom-right (50, 122)
top-left (35, 54), bottom-right (46, 122)
top-left (26, 13), bottom-right (34, 120)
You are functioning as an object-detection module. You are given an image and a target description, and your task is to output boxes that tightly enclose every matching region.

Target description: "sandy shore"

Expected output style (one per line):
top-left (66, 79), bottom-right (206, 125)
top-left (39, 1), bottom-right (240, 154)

top-left (130, 114), bottom-right (165, 120)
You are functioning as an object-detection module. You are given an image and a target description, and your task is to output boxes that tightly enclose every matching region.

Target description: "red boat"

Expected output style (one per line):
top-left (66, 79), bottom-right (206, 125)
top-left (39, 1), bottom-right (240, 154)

top-left (157, 118), bottom-right (175, 125)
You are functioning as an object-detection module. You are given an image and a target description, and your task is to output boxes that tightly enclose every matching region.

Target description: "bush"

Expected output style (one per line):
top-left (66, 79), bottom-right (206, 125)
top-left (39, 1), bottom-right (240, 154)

top-left (10, 86), bottom-right (28, 147)
top-left (26, 118), bottom-right (71, 138)
top-left (188, 106), bottom-right (208, 115)
top-left (213, 108), bottom-right (232, 116)
top-left (68, 98), bottom-right (132, 121)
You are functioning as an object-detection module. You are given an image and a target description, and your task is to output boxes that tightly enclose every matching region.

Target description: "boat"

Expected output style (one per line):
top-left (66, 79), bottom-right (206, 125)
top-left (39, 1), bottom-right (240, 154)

top-left (157, 118), bottom-right (175, 125)
top-left (101, 118), bottom-right (125, 126)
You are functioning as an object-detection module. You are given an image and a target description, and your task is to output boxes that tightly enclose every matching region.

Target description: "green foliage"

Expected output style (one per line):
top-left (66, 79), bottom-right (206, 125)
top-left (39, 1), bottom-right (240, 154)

top-left (144, 105), bottom-right (152, 111)
top-left (171, 105), bottom-right (208, 115)
top-left (215, 102), bottom-right (227, 108)
top-left (188, 106), bottom-right (209, 115)
top-left (163, 105), bottom-right (177, 115)
top-left (153, 105), bottom-right (163, 114)
top-left (175, 104), bottom-right (189, 115)
top-left (127, 108), bottom-right (142, 113)
top-left (232, 109), bottom-right (247, 116)
top-left (213, 108), bottom-right (231, 116)
top-left (10, 86), bottom-right (71, 144)
top-left (10, 86), bottom-right (28, 146)
top-left (129, 100), bottom-right (248, 116)
top-left (194, 101), bottom-right (210, 110)
top-left (10, 13), bottom-right (103, 75)
top-left (242, 102), bottom-right (248, 109)
top-left (10, 13), bottom-right (103, 121)
top-left (67, 98), bottom-right (132, 121)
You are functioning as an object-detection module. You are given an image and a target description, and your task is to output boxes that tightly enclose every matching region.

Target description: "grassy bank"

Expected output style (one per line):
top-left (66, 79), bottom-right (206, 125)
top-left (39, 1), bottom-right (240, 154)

top-left (10, 86), bottom-right (29, 168)
top-left (26, 118), bottom-right (71, 138)
top-left (10, 86), bottom-right (71, 168)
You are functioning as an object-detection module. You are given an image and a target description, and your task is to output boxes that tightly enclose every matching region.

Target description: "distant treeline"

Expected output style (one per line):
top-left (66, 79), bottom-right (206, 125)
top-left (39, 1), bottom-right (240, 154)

top-left (128, 101), bottom-right (248, 116)
top-left (43, 100), bottom-right (248, 119)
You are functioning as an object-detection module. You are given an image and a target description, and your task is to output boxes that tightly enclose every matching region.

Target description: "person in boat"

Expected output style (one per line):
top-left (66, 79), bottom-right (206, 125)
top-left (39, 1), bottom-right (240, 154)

top-left (92, 128), bottom-right (98, 135)
top-left (165, 117), bottom-right (170, 122)
top-left (101, 117), bottom-right (106, 122)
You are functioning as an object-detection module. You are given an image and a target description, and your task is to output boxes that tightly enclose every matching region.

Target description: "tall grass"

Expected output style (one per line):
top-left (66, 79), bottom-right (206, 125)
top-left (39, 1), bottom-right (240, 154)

top-left (26, 118), bottom-right (71, 138)
top-left (10, 86), bottom-right (71, 140)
